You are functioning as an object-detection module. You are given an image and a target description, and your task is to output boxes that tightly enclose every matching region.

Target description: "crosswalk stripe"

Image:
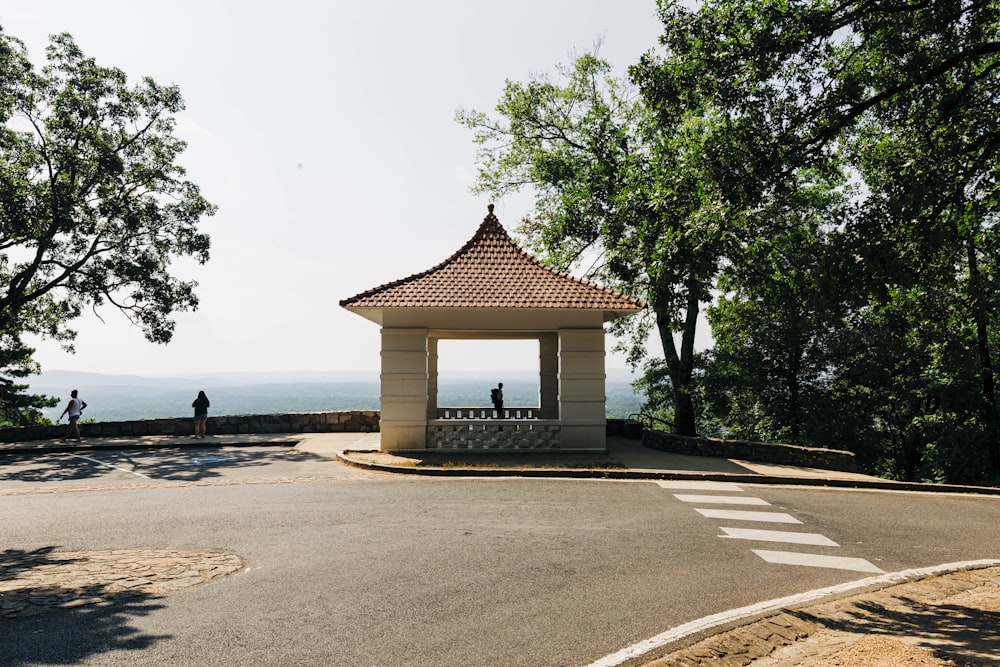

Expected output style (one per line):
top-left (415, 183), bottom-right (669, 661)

top-left (695, 508), bottom-right (802, 524)
top-left (674, 494), bottom-right (770, 506)
top-left (655, 481), bottom-right (744, 491)
top-left (719, 527), bottom-right (840, 547)
top-left (753, 549), bottom-right (884, 573)
top-left (69, 453), bottom-right (151, 480)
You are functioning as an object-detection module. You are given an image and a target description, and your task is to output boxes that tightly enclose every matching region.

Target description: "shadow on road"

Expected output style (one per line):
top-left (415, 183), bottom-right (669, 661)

top-left (0, 445), bottom-right (321, 484)
top-left (0, 546), bottom-right (170, 665)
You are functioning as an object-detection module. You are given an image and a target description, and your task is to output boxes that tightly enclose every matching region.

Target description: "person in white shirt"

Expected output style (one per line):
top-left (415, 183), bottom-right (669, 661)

top-left (59, 389), bottom-right (87, 441)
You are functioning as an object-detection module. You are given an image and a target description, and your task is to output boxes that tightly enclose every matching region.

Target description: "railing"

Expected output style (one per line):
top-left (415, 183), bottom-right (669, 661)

top-left (435, 407), bottom-right (539, 420)
top-left (427, 420), bottom-right (560, 449)
top-left (629, 412), bottom-right (674, 433)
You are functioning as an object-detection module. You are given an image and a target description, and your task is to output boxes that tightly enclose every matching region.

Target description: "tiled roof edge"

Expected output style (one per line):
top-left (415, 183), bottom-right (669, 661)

top-left (339, 209), bottom-right (505, 308)
top-left (339, 205), bottom-right (647, 310)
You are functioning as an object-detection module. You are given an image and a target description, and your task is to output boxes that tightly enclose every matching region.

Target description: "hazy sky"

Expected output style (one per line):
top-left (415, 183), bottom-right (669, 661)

top-left (6, 1), bottom-right (668, 377)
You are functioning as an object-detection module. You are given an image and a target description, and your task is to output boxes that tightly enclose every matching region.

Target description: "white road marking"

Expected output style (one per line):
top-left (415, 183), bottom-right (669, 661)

top-left (655, 481), bottom-right (744, 491)
top-left (719, 527), bottom-right (840, 547)
top-left (674, 494), bottom-right (770, 506)
top-left (69, 454), bottom-right (151, 480)
top-left (583, 560), bottom-right (1000, 667)
top-left (695, 508), bottom-right (802, 524)
top-left (753, 549), bottom-right (884, 573)
top-left (189, 455), bottom-right (233, 464)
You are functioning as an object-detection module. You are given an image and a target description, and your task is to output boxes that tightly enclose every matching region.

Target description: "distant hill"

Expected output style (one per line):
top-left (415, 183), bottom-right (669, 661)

top-left (29, 369), bottom-right (645, 422)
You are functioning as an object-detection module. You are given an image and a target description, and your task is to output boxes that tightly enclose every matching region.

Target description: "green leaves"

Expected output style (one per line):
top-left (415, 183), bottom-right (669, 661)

top-left (460, 49), bottom-right (739, 435)
top-left (0, 29), bottom-right (215, 422)
top-left (458, 3), bottom-right (1000, 479)
top-left (0, 334), bottom-right (57, 427)
top-left (649, 0), bottom-right (1000, 482)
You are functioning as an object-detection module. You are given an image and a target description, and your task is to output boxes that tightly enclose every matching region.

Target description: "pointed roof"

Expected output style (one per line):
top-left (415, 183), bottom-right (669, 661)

top-left (340, 205), bottom-right (645, 321)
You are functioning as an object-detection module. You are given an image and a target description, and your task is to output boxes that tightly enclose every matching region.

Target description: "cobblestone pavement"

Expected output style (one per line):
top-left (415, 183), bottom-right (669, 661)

top-left (637, 565), bottom-right (1000, 666)
top-left (0, 548), bottom-right (245, 620)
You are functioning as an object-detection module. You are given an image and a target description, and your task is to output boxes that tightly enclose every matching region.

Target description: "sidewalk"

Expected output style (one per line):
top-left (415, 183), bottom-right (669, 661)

top-left (333, 435), bottom-right (1000, 495)
top-left (2, 432), bottom-right (999, 665)
top-left (3, 431), bottom-right (996, 493)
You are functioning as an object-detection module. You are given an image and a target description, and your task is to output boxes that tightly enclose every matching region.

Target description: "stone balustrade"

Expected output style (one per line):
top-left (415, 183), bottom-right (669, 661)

top-left (427, 420), bottom-right (560, 449)
top-left (435, 407), bottom-right (539, 420)
top-left (0, 410), bottom-right (380, 443)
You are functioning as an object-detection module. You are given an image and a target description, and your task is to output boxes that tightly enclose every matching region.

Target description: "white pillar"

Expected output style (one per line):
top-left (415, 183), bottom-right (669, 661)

top-left (379, 328), bottom-right (428, 451)
top-left (427, 337), bottom-right (438, 419)
top-left (539, 333), bottom-right (559, 419)
top-left (558, 328), bottom-right (607, 450)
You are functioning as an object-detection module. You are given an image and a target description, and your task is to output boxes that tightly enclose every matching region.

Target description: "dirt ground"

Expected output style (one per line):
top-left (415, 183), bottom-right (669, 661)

top-left (647, 567), bottom-right (1000, 666)
top-left (814, 635), bottom-right (971, 666)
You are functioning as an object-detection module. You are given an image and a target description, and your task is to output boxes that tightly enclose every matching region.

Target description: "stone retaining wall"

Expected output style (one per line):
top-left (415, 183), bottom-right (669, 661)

top-left (642, 429), bottom-right (859, 473)
top-left (0, 411), bottom-right (380, 443)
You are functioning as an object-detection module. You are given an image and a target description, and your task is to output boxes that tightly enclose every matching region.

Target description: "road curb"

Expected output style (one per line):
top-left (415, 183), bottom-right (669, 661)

top-left (586, 559), bottom-right (1000, 667)
top-left (335, 450), bottom-right (1000, 495)
top-left (3, 439), bottom-right (997, 494)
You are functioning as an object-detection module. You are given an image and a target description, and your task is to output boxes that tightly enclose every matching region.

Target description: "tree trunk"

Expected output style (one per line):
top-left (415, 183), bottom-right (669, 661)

top-left (654, 287), bottom-right (700, 437)
top-left (966, 235), bottom-right (1000, 473)
top-left (786, 336), bottom-right (803, 443)
top-left (787, 368), bottom-right (801, 443)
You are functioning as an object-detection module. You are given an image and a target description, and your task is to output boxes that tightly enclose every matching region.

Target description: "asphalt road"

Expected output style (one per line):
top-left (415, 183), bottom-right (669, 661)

top-left (1, 448), bottom-right (999, 666)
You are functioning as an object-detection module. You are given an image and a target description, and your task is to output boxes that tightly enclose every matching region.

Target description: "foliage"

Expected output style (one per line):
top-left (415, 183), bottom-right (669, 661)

top-left (0, 30), bottom-right (215, 423)
top-left (635, 0), bottom-right (1000, 483)
top-left (457, 51), bottom-right (736, 436)
top-left (0, 334), bottom-right (56, 426)
top-left (457, 1), bottom-right (1000, 482)
top-left (701, 174), bottom-right (851, 445)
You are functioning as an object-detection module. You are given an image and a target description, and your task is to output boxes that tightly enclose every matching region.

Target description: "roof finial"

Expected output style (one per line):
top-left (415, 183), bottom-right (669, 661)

top-left (487, 203), bottom-right (495, 215)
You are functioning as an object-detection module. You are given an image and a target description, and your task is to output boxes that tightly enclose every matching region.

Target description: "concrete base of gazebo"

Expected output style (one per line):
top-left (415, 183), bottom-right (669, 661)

top-left (378, 327), bottom-right (609, 453)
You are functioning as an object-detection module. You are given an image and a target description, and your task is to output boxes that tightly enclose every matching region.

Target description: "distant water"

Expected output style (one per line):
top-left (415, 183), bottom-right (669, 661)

top-left (31, 370), bottom-right (645, 422)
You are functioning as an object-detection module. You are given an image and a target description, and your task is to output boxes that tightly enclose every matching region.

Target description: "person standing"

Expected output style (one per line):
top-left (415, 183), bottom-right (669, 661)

top-left (59, 389), bottom-right (87, 441)
top-left (490, 382), bottom-right (504, 417)
top-left (192, 390), bottom-right (210, 438)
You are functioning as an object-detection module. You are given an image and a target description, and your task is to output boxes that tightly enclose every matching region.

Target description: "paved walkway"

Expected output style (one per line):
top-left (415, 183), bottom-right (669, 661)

top-left (2, 432), bottom-right (999, 665)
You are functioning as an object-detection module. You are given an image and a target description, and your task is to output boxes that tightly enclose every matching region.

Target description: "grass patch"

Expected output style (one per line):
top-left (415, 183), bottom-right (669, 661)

top-left (344, 449), bottom-right (628, 471)
top-left (412, 453), bottom-right (626, 470)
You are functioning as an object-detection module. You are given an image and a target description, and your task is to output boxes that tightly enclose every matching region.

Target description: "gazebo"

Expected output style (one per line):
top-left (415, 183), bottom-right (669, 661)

top-left (339, 205), bottom-right (644, 452)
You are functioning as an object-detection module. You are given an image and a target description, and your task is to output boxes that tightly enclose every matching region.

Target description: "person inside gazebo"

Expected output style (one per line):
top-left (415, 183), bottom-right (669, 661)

top-left (491, 382), bottom-right (504, 417)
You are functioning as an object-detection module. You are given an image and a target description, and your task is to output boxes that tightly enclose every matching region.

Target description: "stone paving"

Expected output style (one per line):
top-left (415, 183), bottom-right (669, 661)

top-left (637, 565), bottom-right (1000, 666)
top-left (0, 547), bottom-right (245, 620)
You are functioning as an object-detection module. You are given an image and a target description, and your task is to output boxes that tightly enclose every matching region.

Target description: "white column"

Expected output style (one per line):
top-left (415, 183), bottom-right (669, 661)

top-left (426, 337), bottom-right (438, 419)
top-left (379, 328), bottom-right (428, 451)
top-left (558, 328), bottom-right (607, 450)
top-left (538, 333), bottom-right (559, 419)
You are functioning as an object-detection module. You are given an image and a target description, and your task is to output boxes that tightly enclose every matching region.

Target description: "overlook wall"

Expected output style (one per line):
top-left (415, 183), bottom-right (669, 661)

top-left (0, 411), bottom-right (380, 443)
top-left (641, 428), bottom-right (858, 473)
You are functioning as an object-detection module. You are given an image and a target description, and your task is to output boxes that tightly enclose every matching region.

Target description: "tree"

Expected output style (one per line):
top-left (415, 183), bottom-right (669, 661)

top-left (636, 0), bottom-right (1000, 481)
top-left (0, 30), bottom-right (215, 420)
top-left (0, 335), bottom-right (56, 426)
top-left (702, 174), bottom-right (850, 445)
top-left (457, 52), bottom-right (734, 436)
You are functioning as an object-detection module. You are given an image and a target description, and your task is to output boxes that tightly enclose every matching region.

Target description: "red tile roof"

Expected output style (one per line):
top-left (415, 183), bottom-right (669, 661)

top-left (340, 206), bottom-right (645, 314)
